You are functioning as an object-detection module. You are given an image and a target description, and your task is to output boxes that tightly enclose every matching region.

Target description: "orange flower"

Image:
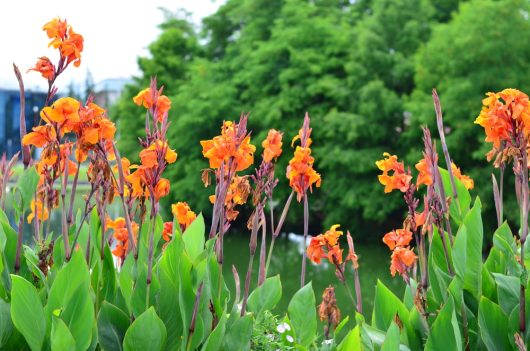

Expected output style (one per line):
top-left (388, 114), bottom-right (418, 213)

top-left (125, 167), bottom-right (148, 198)
top-left (475, 89), bottom-right (530, 148)
top-left (133, 87), bottom-right (171, 121)
top-left (376, 152), bottom-right (412, 193)
top-left (139, 140), bottom-right (177, 168)
top-left (42, 18), bottom-right (84, 67)
top-left (287, 146), bottom-right (321, 201)
top-left (162, 222), bottom-right (173, 242)
top-left (307, 225), bottom-right (344, 265)
top-left (27, 199), bottom-right (49, 223)
top-left (415, 158), bottom-right (433, 187)
top-left (382, 228), bottom-right (413, 251)
top-left (28, 57), bottom-right (55, 80)
top-left (107, 217), bottom-right (139, 258)
top-left (451, 163), bottom-right (474, 190)
top-left (61, 28), bottom-right (84, 67)
top-left (390, 247), bottom-right (417, 277)
top-left (154, 178), bottom-right (170, 200)
top-left (41, 97), bottom-right (80, 133)
top-left (171, 202), bottom-right (196, 229)
top-left (200, 121), bottom-right (256, 172)
top-left (307, 236), bottom-right (326, 264)
top-left (262, 129), bottom-right (283, 163)
top-left (22, 125), bottom-right (57, 147)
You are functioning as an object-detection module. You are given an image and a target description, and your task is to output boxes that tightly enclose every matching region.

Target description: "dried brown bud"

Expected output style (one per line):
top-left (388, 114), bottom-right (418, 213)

top-left (318, 286), bottom-right (341, 327)
top-left (201, 169), bottom-right (212, 187)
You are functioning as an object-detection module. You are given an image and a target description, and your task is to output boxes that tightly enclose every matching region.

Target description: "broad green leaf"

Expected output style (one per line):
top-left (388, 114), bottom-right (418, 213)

top-left (439, 167), bottom-right (471, 223)
top-left (51, 316), bottom-right (76, 351)
top-left (247, 275), bottom-right (282, 317)
top-left (478, 297), bottom-right (511, 351)
top-left (201, 311), bottom-right (227, 351)
top-left (182, 213), bottom-right (205, 262)
top-left (492, 222), bottom-right (519, 276)
top-left (45, 251), bottom-right (94, 351)
top-left (97, 302), bottom-right (130, 351)
top-left (10, 275), bottom-right (46, 351)
top-left (222, 314), bottom-right (253, 351)
top-left (118, 254), bottom-right (135, 314)
top-left (428, 227), bottom-right (452, 304)
top-left (0, 298), bottom-right (14, 347)
top-left (12, 167), bottom-right (39, 212)
top-left (425, 298), bottom-right (462, 351)
top-left (372, 280), bottom-right (409, 331)
top-left (338, 325), bottom-right (361, 351)
top-left (381, 322), bottom-right (400, 351)
top-left (492, 273), bottom-right (519, 315)
top-left (452, 198), bottom-right (483, 299)
top-left (288, 282), bottom-right (316, 347)
top-left (123, 307), bottom-right (166, 351)
top-left (157, 236), bottom-right (183, 350)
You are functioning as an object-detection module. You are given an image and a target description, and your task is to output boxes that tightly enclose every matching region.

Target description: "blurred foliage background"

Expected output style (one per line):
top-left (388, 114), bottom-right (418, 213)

top-left (111, 0), bottom-right (530, 242)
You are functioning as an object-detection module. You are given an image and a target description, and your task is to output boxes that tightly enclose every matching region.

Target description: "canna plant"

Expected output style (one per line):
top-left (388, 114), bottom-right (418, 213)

top-left (1, 16), bottom-right (530, 351)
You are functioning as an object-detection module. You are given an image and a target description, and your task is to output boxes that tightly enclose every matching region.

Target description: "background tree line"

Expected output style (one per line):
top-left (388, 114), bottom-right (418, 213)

top-left (112, 0), bottom-right (530, 241)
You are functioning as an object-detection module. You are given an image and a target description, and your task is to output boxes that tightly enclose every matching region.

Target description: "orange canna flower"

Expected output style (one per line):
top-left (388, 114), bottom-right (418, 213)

top-left (27, 199), bottom-right (49, 223)
top-left (22, 125), bottom-right (57, 147)
top-left (162, 222), bottom-right (173, 242)
top-left (390, 247), bottom-right (417, 277)
top-left (171, 202), bottom-right (197, 229)
top-left (107, 217), bottom-right (139, 258)
top-left (200, 121), bottom-right (256, 172)
top-left (41, 97), bottom-right (80, 133)
top-left (28, 57), bottom-right (55, 80)
top-left (43, 17), bottom-right (68, 45)
top-left (376, 152), bottom-right (412, 193)
top-left (133, 87), bottom-right (172, 121)
top-left (287, 146), bottom-right (321, 201)
top-left (154, 178), bottom-right (170, 200)
top-left (42, 18), bottom-right (84, 67)
top-left (415, 158), bottom-right (433, 187)
top-left (307, 225), bottom-right (344, 265)
top-left (382, 228), bottom-right (413, 251)
top-left (451, 163), bottom-right (474, 190)
top-left (262, 129), bottom-right (283, 163)
top-left (475, 89), bottom-right (530, 148)
top-left (139, 140), bottom-right (177, 168)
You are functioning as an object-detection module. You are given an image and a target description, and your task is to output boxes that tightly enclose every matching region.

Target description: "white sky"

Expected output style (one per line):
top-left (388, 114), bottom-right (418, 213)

top-left (0, 0), bottom-right (222, 92)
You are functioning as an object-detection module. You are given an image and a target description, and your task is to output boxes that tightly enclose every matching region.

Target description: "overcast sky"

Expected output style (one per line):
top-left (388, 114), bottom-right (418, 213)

top-left (0, 0), bottom-right (222, 91)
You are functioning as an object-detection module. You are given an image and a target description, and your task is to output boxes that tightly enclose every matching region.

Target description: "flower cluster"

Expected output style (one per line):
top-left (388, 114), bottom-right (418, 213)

top-left (107, 217), bottom-right (139, 260)
top-left (475, 89), bottom-right (530, 149)
top-left (28, 17), bottom-right (84, 82)
top-left (375, 153), bottom-right (412, 193)
top-left (307, 225), bottom-right (344, 265)
top-left (162, 202), bottom-right (197, 242)
top-left (201, 120), bottom-right (256, 172)
top-left (287, 114), bottom-right (321, 201)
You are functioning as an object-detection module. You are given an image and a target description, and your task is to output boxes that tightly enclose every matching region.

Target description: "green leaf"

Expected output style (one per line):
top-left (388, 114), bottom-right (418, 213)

top-left (12, 167), bottom-right (39, 212)
top-left (452, 198), bottom-right (483, 299)
top-left (0, 298), bottom-right (14, 347)
top-left (338, 325), bottom-right (361, 351)
top-left (10, 275), bottom-right (46, 351)
top-left (492, 273), bottom-right (519, 315)
top-left (182, 213), bottom-right (205, 262)
top-left (439, 167), bottom-right (471, 223)
top-left (372, 280), bottom-right (409, 331)
top-left (288, 282), bottom-right (316, 347)
top-left (51, 316), bottom-right (77, 351)
top-left (247, 275), bottom-right (282, 317)
top-left (45, 251), bottom-right (94, 351)
top-left (97, 302), bottom-right (130, 351)
top-left (123, 307), bottom-right (167, 351)
top-left (492, 223), bottom-right (520, 276)
top-left (381, 322), bottom-right (401, 351)
top-left (222, 314), bottom-right (253, 351)
top-left (478, 297), bottom-right (511, 351)
top-left (425, 297), bottom-right (462, 351)
top-left (201, 311), bottom-right (227, 351)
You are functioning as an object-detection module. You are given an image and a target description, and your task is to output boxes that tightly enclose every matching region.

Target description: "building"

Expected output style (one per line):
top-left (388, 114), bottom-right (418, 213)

top-left (93, 78), bottom-right (132, 108)
top-left (0, 89), bottom-right (47, 158)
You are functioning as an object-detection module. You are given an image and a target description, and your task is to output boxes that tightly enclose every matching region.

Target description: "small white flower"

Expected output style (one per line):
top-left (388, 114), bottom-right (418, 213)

top-left (323, 339), bottom-right (333, 345)
top-left (283, 323), bottom-right (291, 331)
top-left (286, 335), bottom-right (294, 343)
top-left (266, 334), bottom-right (274, 341)
top-left (276, 324), bottom-right (286, 333)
